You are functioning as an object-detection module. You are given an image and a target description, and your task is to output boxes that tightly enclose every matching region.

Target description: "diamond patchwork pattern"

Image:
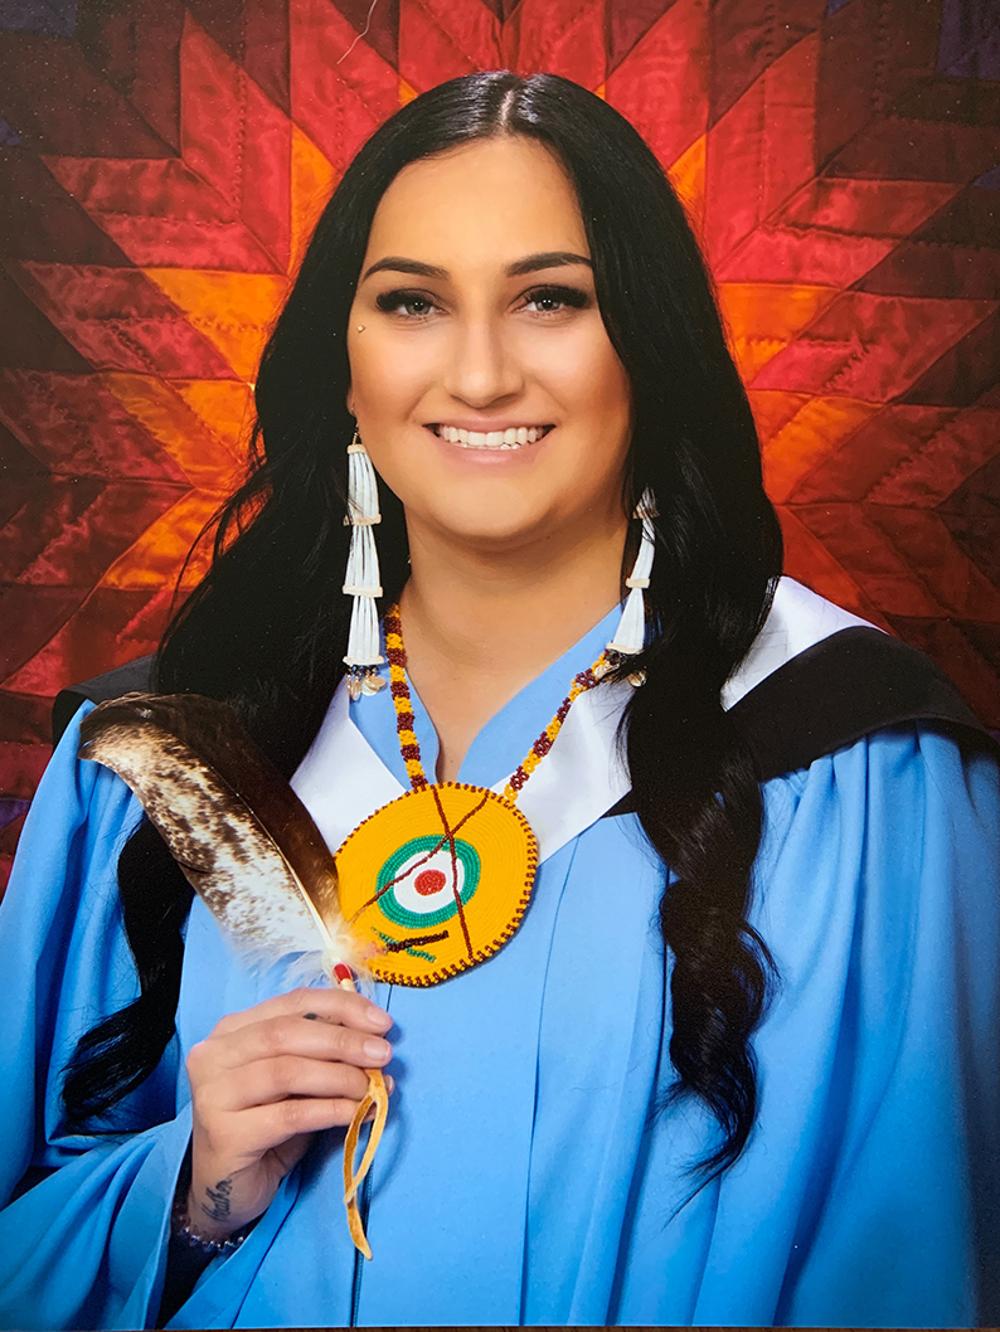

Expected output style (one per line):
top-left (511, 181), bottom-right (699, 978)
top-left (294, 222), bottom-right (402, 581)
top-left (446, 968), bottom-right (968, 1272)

top-left (1, 0), bottom-right (997, 885)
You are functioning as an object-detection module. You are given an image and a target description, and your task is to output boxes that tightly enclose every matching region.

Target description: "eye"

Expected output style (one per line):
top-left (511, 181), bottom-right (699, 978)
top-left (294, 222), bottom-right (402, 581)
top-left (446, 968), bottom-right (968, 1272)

top-left (375, 289), bottom-right (439, 321)
top-left (373, 283), bottom-right (591, 323)
top-left (521, 284), bottom-right (591, 317)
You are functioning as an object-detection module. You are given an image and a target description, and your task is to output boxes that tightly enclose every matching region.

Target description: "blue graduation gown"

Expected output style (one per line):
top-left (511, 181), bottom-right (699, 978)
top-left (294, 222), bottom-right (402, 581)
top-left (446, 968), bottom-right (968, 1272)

top-left (1, 602), bottom-right (998, 1328)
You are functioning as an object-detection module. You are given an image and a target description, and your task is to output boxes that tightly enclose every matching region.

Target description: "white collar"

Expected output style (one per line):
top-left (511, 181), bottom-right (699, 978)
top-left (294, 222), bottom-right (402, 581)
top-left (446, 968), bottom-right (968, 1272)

top-left (721, 575), bottom-right (882, 708)
top-left (291, 669), bottom-right (634, 867)
top-left (291, 576), bottom-right (883, 860)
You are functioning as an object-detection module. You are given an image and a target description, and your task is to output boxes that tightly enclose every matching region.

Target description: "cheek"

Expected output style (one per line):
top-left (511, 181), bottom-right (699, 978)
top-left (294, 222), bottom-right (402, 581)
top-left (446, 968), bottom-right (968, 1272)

top-left (352, 338), bottom-right (425, 412)
top-left (348, 344), bottom-right (426, 488)
top-left (552, 348), bottom-right (632, 497)
top-left (536, 326), bottom-right (630, 420)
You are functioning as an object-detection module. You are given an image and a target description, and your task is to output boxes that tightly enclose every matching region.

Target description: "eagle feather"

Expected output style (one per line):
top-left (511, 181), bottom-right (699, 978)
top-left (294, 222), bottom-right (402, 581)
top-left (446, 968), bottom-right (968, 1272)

top-left (77, 691), bottom-right (369, 987)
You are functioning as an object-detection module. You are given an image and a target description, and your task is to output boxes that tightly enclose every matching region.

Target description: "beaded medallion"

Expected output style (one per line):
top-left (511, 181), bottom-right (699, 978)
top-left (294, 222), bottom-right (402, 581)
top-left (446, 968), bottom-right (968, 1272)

top-left (333, 603), bottom-right (614, 986)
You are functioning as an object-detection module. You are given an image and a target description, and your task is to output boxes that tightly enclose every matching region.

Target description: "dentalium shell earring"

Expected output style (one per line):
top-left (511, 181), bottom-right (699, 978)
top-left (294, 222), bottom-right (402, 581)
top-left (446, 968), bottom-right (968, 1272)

top-left (342, 420), bottom-right (386, 699)
top-left (607, 486), bottom-right (657, 683)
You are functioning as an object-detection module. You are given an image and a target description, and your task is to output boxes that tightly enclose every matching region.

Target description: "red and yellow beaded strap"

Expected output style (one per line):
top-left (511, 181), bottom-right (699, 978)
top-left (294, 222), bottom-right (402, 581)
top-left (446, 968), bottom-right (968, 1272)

top-left (383, 607), bottom-right (430, 790)
top-left (383, 602), bottom-right (613, 799)
top-left (333, 604), bottom-right (616, 987)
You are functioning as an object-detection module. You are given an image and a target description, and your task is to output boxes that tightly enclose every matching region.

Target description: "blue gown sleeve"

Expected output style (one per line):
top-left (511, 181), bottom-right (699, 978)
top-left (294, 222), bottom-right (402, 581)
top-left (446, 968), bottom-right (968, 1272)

top-left (762, 723), bottom-right (1000, 1326)
top-left (0, 700), bottom-right (195, 1331)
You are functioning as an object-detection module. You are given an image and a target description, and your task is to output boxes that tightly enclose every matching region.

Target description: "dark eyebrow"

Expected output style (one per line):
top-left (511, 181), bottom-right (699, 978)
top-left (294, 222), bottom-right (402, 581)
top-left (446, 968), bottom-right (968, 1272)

top-left (360, 251), bottom-right (593, 283)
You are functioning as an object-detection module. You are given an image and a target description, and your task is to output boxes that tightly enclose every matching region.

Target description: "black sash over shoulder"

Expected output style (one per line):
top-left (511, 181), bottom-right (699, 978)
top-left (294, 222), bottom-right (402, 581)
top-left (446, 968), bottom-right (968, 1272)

top-left (602, 626), bottom-right (999, 817)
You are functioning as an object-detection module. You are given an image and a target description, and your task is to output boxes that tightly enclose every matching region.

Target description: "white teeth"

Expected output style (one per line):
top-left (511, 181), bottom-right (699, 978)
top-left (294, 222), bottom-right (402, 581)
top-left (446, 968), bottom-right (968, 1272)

top-left (434, 424), bottom-right (550, 449)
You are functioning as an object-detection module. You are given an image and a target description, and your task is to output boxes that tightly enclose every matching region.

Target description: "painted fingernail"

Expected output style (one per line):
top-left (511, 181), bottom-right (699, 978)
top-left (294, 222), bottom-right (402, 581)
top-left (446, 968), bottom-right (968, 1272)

top-left (363, 1037), bottom-right (391, 1060)
top-left (303, 1012), bottom-right (318, 1020)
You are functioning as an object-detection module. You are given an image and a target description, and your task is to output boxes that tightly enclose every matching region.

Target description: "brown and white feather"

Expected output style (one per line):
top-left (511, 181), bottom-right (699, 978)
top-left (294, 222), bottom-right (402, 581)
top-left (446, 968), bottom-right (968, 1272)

top-left (77, 693), bottom-right (369, 987)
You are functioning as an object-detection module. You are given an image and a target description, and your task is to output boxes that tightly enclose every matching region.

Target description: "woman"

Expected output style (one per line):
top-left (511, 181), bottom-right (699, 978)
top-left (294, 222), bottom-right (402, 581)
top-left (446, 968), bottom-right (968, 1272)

top-left (1, 71), bottom-right (998, 1329)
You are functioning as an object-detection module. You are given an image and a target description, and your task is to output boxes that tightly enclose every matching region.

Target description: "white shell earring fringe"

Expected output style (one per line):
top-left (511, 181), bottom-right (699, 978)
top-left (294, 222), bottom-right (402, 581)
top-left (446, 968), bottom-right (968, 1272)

top-left (608, 487), bottom-right (657, 677)
top-left (342, 424), bottom-right (386, 699)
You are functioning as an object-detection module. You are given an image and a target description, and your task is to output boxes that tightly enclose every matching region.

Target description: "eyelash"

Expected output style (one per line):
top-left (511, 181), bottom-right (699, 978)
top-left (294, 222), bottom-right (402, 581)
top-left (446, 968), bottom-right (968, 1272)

top-left (374, 284), bottom-right (590, 322)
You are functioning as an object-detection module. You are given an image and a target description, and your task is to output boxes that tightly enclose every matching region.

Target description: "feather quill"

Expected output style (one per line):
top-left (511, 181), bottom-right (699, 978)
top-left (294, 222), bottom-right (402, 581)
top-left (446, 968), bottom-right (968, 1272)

top-left (77, 690), bottom-right (386, 1257)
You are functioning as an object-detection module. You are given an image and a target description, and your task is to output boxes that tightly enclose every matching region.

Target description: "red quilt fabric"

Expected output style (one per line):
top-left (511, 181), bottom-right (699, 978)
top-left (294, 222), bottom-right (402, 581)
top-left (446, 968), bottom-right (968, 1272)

top-left (1, 0), bottom-right (997, 887)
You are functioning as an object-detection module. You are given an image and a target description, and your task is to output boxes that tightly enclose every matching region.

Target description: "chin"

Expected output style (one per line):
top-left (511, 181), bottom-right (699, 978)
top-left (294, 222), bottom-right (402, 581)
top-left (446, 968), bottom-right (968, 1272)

top-left (426, 496), bottom-right (550, 550)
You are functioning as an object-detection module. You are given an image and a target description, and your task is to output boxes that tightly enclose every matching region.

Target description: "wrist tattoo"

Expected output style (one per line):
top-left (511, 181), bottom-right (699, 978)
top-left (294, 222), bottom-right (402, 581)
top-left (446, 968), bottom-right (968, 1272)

top-left (199, 1175), bottom-right (234, 1223)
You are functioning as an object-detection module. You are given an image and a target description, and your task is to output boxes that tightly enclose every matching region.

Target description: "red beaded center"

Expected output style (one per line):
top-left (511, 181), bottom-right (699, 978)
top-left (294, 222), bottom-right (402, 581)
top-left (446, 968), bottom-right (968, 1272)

top-left (414, 868), bottom-right (447, 896)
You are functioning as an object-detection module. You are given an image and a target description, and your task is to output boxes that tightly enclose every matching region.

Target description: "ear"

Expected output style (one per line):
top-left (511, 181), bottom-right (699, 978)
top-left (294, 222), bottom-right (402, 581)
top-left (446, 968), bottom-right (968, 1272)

top-left (345, 386), bottom-right (355, 418)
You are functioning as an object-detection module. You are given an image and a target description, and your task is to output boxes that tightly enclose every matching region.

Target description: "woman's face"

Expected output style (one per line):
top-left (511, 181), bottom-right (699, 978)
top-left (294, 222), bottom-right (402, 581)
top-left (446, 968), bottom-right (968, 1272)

top-left (345, 135), bottom-right (633, 553)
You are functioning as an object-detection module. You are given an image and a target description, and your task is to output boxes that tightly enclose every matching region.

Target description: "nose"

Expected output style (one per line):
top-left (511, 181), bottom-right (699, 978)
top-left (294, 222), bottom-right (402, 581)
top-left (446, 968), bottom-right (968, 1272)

top-left (440, 316), bottom-right (525, 407)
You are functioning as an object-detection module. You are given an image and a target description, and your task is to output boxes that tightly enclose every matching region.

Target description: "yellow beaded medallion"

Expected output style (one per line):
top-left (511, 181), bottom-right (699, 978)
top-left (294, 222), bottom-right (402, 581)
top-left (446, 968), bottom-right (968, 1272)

top-left (333, 602), bottom-right (615, 986)
top-left (335, 781), bottom-right (538, 985)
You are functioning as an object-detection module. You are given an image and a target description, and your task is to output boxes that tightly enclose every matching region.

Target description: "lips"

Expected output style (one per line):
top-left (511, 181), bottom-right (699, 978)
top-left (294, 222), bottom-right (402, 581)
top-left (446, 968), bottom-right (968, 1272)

top-left (425, 424), bottom-right (555, 437)
top-left (423, 423), bottom-right (556, 456)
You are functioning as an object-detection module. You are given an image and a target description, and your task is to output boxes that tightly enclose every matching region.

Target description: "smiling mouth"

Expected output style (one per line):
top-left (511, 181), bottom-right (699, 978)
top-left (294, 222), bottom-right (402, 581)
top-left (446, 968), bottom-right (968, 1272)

top-left (425, 424), bottom-right (555, 451)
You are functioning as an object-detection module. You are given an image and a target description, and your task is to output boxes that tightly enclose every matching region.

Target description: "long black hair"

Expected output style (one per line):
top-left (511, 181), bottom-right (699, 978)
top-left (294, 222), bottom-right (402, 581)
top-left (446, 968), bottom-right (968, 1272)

top-left (61, 70), bottom-right (783, 1189)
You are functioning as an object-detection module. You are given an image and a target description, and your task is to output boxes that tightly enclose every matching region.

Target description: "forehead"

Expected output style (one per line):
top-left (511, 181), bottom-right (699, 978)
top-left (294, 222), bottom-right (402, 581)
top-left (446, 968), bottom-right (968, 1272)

top-left (363, 137), bottom-right (589, 272)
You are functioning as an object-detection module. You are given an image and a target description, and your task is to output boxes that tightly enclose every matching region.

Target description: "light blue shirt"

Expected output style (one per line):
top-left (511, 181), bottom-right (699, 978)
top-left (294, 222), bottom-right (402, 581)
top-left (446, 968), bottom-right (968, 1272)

top-left (1, 603), bottom-right (998, 1327)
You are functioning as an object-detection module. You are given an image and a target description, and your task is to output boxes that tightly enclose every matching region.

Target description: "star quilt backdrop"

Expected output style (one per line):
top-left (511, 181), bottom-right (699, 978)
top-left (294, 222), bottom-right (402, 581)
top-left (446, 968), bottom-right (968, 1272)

top-left (1, 0), bottom-right (998, 888)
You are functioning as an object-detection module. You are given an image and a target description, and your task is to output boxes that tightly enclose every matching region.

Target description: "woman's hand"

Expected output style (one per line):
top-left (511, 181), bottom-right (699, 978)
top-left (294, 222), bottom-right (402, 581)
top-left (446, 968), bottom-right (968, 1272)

top-left (184, 986), bottom-right (394, 1239)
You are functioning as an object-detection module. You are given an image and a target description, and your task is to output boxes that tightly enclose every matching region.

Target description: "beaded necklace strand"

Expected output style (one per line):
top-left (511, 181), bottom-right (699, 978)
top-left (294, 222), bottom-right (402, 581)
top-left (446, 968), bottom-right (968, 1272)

top-left (383, 602), bottom-right (617, 800)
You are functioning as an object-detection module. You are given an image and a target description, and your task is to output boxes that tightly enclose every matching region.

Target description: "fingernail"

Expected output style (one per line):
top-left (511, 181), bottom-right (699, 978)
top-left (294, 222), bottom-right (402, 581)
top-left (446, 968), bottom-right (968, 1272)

top-left (363, 1037), bottom-right (391, 1061)
top-left (386, 1074), bottom-right (395, 1093)
top-left (365, 1007), bottom-right (392, 1029)
top-left (303, 1012), bottom-right (318, 1020)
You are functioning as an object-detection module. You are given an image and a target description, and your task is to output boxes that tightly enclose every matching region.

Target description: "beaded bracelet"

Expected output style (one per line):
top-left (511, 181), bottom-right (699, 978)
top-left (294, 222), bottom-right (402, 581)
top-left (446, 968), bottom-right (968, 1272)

top-left (170, 1196), bottom-right (249, 1257)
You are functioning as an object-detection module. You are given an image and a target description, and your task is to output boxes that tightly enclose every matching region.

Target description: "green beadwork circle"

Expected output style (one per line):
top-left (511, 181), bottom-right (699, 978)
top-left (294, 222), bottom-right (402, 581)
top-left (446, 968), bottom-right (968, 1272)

top-left (375, 835), bottom-right (481, 928)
